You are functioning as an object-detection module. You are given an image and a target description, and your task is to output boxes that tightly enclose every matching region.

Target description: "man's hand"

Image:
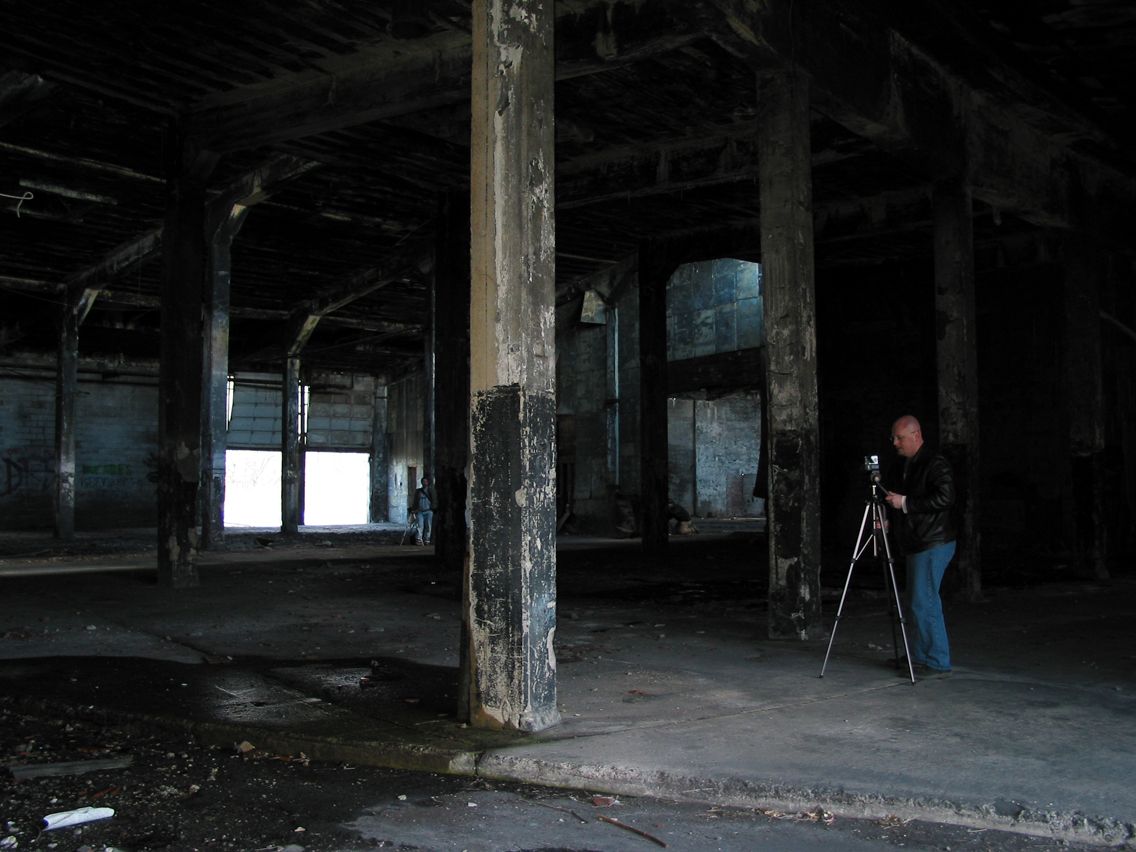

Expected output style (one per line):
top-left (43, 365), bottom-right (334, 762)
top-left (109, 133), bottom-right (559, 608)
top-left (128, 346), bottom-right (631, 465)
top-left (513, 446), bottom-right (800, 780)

top-left (885, 492), bottom-right (905, 511)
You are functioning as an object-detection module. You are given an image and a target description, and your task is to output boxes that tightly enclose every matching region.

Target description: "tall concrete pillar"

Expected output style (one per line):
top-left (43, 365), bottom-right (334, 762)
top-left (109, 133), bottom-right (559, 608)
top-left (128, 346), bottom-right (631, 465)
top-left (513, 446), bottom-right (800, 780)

top-left (281, 356), bottom-right (303, 535)
top-left (933, 181), bottom-right (982, 599)
top-left (54, 294), bottom-right (80, 540)
top-left (1062, 236), bottom-right (1107, 579)
top-left (369, 383), bottom-right (390, 523)
top-left (1104, 258), bottom-right (1136, 562)
top-left (756, 67), bottom-right (822, 640)
top-left (423, 297), bottom-right (436, 483)
top-left (434, 190), bottom-right (471, 572)
top-left (200, 206), bottom-right (249, 549)
top-left (158, 126), bottom-right (217, 588)
top-left (465, 0), bottom-right (558, 732)
top-left (638, 241), bottom-right (673, 554)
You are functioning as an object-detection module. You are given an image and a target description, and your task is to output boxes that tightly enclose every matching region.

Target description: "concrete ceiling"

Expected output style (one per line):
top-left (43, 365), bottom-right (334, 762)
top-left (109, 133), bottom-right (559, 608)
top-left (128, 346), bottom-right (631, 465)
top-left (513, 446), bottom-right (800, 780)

top-left (1, 0), bottom-right (1134, 378)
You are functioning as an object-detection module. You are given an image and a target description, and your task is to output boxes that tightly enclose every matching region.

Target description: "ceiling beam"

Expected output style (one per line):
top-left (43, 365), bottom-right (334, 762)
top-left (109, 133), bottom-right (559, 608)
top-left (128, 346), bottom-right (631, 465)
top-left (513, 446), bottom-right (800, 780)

top-left (62, 155), bottom-right (321, 323)
top-left (66, 229), bottom-right (162, 294)
top-left (235, 234), bottom-right (433, 362)
top-left (702, 0), bottom-right (1136, 247)
top-left (557, 121), bottom-right (875, 210)
top-left (0, 140), bottom-right (162, 184)
top-left (188, 0), bottom-right (703, 151)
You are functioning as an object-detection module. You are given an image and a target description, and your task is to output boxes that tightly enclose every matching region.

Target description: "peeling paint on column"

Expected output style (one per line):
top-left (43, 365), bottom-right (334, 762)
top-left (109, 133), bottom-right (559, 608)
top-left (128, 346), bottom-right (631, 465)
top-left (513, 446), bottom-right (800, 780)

top-left (468, 385), bottom-right (559, 732)
top-left (757, 66), bottom-right (823, 640)
top-left (766, 428), bottom-right (820, 639)
top-left (472, 0), bottom-right (556, 397)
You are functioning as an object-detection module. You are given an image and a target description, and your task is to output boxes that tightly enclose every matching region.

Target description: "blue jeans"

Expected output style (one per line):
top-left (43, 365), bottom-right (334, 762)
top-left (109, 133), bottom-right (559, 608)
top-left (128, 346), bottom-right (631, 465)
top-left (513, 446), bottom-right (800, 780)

top-left (905, 541), bottom-right (956, 670)
top-left (417, 510), bottom-right (433, 543)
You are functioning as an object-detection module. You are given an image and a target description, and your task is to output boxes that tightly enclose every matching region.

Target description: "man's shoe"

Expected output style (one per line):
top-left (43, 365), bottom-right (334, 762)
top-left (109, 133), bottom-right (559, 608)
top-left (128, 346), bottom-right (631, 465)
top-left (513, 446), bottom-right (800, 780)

top-left (918, 665), bottom-right (951, 679)
top-left (891, 656), bottom-right (924, 670)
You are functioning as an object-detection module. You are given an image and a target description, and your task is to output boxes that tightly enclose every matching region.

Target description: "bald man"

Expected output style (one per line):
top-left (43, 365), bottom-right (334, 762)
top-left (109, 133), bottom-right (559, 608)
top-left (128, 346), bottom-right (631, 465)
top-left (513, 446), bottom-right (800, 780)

top-left (884, 415), bottom-right (957, 675)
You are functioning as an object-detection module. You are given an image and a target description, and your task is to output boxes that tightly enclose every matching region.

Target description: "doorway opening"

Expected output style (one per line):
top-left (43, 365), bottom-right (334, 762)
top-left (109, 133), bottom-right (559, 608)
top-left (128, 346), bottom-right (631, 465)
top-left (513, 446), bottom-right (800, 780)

top-left (224, 449), bottom-right (371, 527)
top-left (224, 450), bottom-right (282, 528)
top-left (304, 451), bottom-right (370, 525)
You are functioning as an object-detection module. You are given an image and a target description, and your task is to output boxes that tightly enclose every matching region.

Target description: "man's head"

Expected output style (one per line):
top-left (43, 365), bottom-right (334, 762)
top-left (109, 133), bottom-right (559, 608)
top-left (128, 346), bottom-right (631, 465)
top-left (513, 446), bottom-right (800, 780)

top-left (890, 415), bottom-right (923, 459)
top-left (422, 476), bottom-right (430, 486)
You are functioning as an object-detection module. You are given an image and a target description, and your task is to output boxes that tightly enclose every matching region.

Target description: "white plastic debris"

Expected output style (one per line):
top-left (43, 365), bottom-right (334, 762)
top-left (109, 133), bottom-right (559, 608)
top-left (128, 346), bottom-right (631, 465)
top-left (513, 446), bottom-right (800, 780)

top-left (42, 806), bottom-right (114, 831)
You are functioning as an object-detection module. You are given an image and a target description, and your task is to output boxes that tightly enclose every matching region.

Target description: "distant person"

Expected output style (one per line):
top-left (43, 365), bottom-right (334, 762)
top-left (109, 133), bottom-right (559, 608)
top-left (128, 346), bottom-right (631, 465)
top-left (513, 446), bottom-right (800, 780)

top-left (414, 476), bottom-right (435, 546)
top-left (883, 415), bottom-right (956, 675)
top-left (667, 499), bottom-right (695, 535)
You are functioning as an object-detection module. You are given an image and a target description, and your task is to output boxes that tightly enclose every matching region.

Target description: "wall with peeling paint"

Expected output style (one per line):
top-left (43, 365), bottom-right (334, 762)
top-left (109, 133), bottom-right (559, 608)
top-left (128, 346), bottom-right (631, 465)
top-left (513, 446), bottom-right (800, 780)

top-left (667, 394), bottom-right (762, 518)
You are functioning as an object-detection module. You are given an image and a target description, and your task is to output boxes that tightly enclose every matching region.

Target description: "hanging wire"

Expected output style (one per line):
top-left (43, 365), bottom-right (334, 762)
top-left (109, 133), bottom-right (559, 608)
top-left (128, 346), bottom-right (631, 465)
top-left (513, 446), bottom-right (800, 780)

top-left (1, 190), bottom-right (34, 217)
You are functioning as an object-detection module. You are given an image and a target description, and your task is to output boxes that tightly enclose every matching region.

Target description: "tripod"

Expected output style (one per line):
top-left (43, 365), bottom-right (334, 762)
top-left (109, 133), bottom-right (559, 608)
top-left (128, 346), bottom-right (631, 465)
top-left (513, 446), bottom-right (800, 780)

top-left (820, 479), bottom-right (916, 683)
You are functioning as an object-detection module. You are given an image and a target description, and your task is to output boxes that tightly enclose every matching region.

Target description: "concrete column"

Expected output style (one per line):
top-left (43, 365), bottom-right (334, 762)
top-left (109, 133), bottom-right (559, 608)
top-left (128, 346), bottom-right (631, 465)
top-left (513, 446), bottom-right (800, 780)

top-left (434, 190), bottom-right (471, 572)
top-left (54, 294), bottom-right (79, 540)
top-left (466, 0), bottom-right (558, 732)
top-left (933, 181), bottom-right (982, 599)
top-left (281, 356), bottom-right (302, 535)
top-left (423, 295), bottom-right (436, 482)
top-left (638, 241), bottom-right (672, 554)
top-left (158, 126), bottom-right (217, 588)
top-left (369, 383), bottom-right (390, 522)
top-left (200, 206), bottom-right (249, 549)
top-left (756, 66), bottom-right (822, 640)
top-left (1104, 258), bottom-right (1136, 562)
top-left (1062, 236), bottom-right (1107, 579)
top-left (606, 305), bottom-right (621, 488)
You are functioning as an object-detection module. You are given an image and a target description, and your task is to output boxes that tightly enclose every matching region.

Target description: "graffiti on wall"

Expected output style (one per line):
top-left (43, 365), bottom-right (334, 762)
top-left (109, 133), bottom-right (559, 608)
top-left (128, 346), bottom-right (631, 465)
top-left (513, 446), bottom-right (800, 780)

top-left (2, 450), bottom-right (140, 497)
top-left (1, 447), bottom-right (55, 496)
top-left (78, 462), bottom-right (134, 492)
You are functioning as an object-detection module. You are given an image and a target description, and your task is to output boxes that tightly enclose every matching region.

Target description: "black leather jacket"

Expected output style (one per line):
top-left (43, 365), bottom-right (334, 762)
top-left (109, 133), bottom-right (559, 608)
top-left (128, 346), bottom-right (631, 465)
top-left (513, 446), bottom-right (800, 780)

top-left (886, 445), bottom-right (956, 554)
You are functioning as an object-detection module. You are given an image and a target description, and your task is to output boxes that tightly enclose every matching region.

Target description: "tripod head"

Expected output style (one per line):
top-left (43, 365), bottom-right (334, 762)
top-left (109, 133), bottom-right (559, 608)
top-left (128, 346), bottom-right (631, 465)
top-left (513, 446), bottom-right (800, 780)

top-left (863, 455), bottom-right (890, 502)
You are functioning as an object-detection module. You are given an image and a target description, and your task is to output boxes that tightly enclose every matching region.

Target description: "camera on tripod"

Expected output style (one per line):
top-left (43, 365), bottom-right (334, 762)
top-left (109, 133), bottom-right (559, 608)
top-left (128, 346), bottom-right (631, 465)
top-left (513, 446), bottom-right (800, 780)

top-left (864, 454), bottom-right (880, 474)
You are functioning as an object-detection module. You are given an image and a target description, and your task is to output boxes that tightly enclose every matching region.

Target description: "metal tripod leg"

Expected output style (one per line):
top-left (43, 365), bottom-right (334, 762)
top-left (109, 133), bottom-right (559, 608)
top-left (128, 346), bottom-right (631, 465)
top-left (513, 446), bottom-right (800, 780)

top-left (820, 498), bottom-right (916, 683)
top-left (819, 501), bottom-right (873, 678)
top-left (875, 500), bottom-right (916, 683)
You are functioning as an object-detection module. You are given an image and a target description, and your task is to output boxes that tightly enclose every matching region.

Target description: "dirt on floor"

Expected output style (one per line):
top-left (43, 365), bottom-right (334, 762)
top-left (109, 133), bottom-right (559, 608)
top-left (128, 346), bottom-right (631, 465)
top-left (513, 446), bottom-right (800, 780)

top-left (0, 703), bottom-right (453, 851)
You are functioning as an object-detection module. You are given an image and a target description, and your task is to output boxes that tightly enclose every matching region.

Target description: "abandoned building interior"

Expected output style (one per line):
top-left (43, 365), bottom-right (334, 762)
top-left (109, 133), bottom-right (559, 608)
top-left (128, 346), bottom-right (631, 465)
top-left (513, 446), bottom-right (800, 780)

top-left (1, 0), bottom-right (1135, 734)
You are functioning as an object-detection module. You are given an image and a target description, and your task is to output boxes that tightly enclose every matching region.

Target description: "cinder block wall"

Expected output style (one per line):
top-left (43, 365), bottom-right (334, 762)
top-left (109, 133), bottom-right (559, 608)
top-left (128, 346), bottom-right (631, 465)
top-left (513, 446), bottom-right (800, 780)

top-left (0, 370), bottom-right (158, 530)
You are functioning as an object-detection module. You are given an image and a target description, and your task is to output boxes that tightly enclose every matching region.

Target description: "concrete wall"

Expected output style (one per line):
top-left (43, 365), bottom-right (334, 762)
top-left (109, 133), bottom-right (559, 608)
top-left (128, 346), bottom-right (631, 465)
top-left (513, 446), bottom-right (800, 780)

top-left (667, 259), bottom-right (763, 359)
top-left (556, 258), bottom-right (764, 532)
top-left (0, 367), bottom-right (158, 530)
top-left (555, 277), bottom-right (643, 533)
top-left (667, 394), bottom-right (761, 518)
top-left (307, 371), bottom-right (375, 450)
top-left (0, 364), bottom-right (389, 531)
top-left (555, 317), bottom-right (609, 528)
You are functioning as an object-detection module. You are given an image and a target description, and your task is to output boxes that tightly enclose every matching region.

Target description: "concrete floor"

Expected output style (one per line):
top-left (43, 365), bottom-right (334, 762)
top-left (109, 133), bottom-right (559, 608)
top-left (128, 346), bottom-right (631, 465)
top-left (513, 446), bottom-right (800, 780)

top-left (0, 525), bottom-right (1133, 847)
